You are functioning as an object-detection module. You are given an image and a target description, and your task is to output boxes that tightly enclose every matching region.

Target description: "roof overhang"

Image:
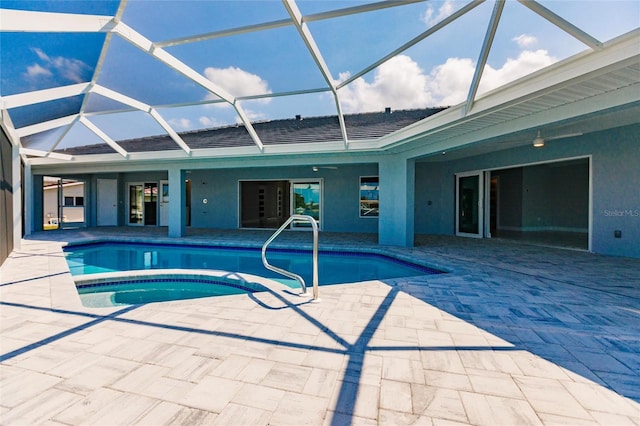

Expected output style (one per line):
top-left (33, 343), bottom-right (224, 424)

top-left (378, 29), bottom-right (640, 158)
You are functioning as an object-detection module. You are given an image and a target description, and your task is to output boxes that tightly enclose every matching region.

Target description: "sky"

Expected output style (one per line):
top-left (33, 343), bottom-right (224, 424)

top-left (1, 0), bottom-right (638, 150)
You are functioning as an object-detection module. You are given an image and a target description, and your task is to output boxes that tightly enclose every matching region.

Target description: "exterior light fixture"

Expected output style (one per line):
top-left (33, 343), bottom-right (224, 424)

top-left (533, 131), bottom-right (545, 148)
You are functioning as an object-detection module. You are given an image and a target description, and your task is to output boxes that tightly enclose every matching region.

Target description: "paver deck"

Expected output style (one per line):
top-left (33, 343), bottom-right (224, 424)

top-left (1, 228), bottom-right (639, 425)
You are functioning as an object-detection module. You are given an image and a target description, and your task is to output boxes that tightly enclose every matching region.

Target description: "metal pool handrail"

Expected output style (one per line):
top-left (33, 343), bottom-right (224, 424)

top-left (261, 214), bottom-right (319, 300)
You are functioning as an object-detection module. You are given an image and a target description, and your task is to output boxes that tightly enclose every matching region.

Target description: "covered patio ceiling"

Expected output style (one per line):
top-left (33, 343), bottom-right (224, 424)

top-left (1, 0), bottom-right (638, 165)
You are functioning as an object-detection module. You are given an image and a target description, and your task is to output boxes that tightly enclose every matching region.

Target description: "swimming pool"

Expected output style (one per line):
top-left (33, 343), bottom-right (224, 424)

top-left (64, 242), bottom-right (443, 306)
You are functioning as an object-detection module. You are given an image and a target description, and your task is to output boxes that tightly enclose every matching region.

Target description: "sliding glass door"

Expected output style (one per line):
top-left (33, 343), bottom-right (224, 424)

top-left (128, 183), bottom-right (144, 226)
top-left (291, 181), bottom-right (321, 229)
top-left (43, 176), bottom-right (86, 230)
top-left (128, 182), bottom-right (158, 226)
top-left (456, 172), bottom-right (484, 238)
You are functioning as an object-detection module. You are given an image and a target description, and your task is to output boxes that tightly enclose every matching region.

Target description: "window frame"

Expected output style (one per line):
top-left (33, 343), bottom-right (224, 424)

top-left (359, 176), bottom-right (379, 218)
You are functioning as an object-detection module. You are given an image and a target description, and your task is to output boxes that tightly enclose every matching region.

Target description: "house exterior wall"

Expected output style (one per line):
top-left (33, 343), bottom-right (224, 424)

top-left (414, 123), bottom-right (640, 258)
top-left (188, 164), bottom-right (379, 232)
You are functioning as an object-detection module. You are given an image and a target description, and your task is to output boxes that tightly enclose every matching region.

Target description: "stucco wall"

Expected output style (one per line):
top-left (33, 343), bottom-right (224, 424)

top-left (590, 125), bottom-right (640, 258)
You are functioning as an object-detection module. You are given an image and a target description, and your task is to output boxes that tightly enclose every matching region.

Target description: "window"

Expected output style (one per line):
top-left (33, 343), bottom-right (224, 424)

top-left (360, 176), bottom-right (379, 217)
top-left (64, 196), bottom-right (84, 206)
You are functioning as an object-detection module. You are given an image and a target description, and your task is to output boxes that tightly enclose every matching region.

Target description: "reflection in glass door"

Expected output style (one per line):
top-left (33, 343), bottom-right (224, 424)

top-left (159, 180), bottom-right (169, 227)
top-left (144, 182), bottom-right (158, 225)
top-left (456, 172), bottom-right (483, 237)
top-left (43, 176), bottom-right (86, 230)
top-left (292, 182), bottom-right (321, 229)
top-left (129, 184), bottom-right (143, 225)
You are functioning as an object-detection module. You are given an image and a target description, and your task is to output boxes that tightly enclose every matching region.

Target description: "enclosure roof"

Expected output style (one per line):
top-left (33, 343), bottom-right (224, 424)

top-left (57, 108), bottom-right (445, 155)
top-left (1, 1), bottom-right (639, 165)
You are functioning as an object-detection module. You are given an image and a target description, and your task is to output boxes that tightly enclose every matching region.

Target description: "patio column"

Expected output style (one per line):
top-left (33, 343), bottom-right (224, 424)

top-left (378, 156), bottom-right (415, 247)
top-left (168, 167), bottom-right (186, 238)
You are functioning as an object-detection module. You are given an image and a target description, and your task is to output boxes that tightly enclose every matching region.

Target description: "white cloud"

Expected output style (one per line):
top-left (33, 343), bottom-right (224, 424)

top-left (34, 48), bottom-right (50, 62)
top-left (513, 34), bottom-right (537, 48)
top-left (168, 118), bottom-right (192, 130)
top-left (240, 106), bottom-right (268, 122)
top-left (199, 116), bottom-right (226, 128)
top-left (422, 0), bottom-right (456, 26)
top-left (203, 66), bottom-right (272, 102)
top-left (425, 57), bottom-right (476, 105)
top-left (479, 49), bottom-right (556, 94)
top-left (53, 56), bottom-right (92, 83)
top-left (337, 49), bottom-right (557, 111)
top-left (24, 48), bottom-right (91, 85)
top-left (26, 63), bottom-right (52, 79)
top-left (338, 55), bottom-right (435, 113)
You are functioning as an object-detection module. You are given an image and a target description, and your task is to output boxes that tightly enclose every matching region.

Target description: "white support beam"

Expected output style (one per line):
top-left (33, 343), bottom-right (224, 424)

top-left (304, 0), bottom-right (426, 23)
top-left (153, 56), bottom-right (265, 151)
top-left (112, 21), bottom-right (266, 152)
top-left (150, 47), bottom-right (235, 104)
top-left (47, 116), bottom-right (80, 155)
top-left (233, 105), bottom-right (264, 152)
top-left (156, 19), bottom-right (292, 48)
top-left (1, 83), bottom-right (91, 109)
top-left (0, 9), bottom-right (114, 32)
top-left (336, 0), bottom-right (486, 89)
top-left (16, 114), bottom-right (78, 137)
top-left (91, 84), bottom-right (151, 111)
top-left (283, 0), bottom-right (349, 147)
top-left (19, 148), bottom-right (74, 161)
top-left (517, 0), bottom-right (602, 50)
top-left (149, 108), bottom-right (192, 155)
top-left (79, 116), bottom-right (128, 158)
top-left (113, 22), bottom-right (235, 104)
top-left (465, 0), bottom-right (504, 115)
top-left (156, 1), bottom-right (425, 48)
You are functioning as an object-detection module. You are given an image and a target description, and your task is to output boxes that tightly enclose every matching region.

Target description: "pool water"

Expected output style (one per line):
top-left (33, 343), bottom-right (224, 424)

top-left (77, 279), bottom-right (254, 308)
top-left (64, 242), bottom-right (442, 286)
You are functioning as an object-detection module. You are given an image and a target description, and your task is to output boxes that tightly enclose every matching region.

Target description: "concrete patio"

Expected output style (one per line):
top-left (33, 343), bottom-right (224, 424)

top-left (1, 228), bottom-right (639, 425)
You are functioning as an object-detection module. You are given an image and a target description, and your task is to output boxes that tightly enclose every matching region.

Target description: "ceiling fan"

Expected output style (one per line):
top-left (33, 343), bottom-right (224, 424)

top-left (312, 166), bottom-right (338, 172)
top-left (532, 130), bottom-right (582, 148)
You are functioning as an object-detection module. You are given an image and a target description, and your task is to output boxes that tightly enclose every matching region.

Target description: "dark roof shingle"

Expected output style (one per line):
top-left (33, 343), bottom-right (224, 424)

top-left (58, 107), bottom-right (444, 155)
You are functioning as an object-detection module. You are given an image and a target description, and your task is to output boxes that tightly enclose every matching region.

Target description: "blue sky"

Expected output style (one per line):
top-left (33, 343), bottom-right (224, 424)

top-left (1, 0), bottom-right (638, 149)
